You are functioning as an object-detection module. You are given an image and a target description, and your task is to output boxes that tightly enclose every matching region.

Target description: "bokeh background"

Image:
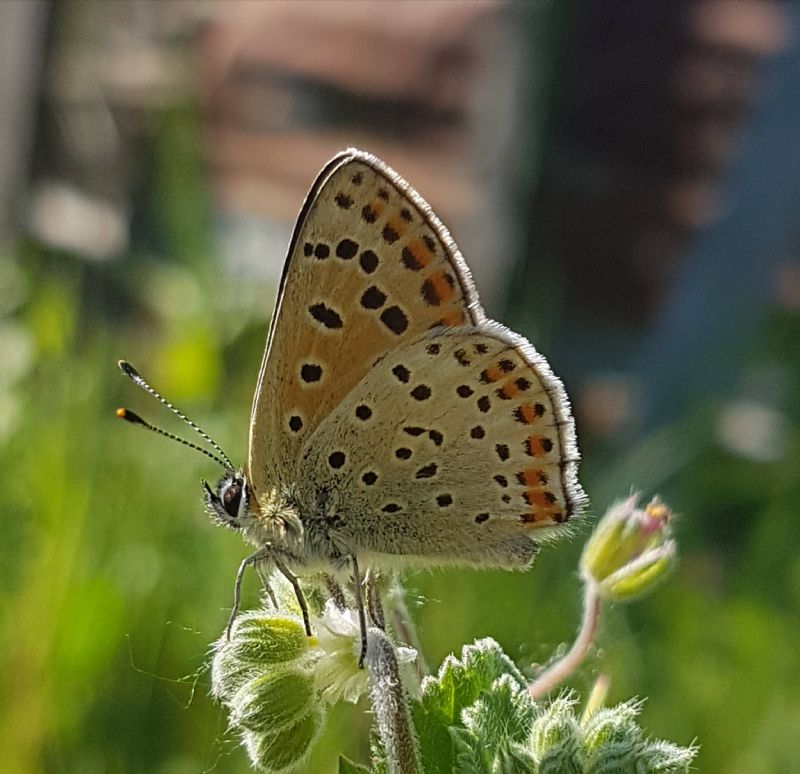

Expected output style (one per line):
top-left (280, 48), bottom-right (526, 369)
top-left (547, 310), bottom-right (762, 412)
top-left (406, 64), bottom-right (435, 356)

top-left (1, 1), bottom-right (799, 771)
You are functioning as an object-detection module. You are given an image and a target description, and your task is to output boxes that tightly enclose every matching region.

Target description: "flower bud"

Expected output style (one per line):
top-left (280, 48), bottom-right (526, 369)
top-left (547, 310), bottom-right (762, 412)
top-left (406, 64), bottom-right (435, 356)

top-left (211, 610), bottom-right (323, 772)
top-left (580, 495), bottom-right (676, 602)
top-left (241, 707), bottom-right (323, 773)
top-left (211, 613), bottom-right (311, 702)
top-left (230, 668), bottom-right (316, 735)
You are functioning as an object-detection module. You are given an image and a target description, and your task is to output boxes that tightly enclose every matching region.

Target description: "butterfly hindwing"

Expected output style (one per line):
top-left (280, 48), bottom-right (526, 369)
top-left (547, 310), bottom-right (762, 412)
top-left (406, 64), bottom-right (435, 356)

top-left (294, 325), bottom-right (583, 568)
top-left (248, 150), bottom-right (483, 496)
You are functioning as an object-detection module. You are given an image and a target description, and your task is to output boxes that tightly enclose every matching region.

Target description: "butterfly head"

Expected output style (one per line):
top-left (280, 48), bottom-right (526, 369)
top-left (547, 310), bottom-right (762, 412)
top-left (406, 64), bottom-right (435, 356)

top-left (203, 470), bottom-right (252, 531)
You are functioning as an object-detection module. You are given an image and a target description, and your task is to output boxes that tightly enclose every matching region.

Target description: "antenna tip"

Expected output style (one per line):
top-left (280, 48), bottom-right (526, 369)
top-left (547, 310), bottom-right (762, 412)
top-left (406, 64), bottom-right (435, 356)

top-left (118, 360), bottom-right (139, 378)
top-left (116, 407), bottom-right (145, 425)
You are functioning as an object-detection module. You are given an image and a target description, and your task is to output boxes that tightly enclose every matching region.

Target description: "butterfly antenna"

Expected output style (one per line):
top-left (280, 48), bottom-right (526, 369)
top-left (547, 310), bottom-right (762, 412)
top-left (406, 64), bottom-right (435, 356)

top-left (116, 408), bottom-right (230, 468)
top-left (117, 360), bottom-right (233, 469)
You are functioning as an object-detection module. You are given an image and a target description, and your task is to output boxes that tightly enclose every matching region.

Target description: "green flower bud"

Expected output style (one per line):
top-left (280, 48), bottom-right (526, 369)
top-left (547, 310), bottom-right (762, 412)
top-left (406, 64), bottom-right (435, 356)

top-left (211, 613), bottom-right (310, 702)
top-left (242, 706), bottom-right (324, 773)
top-left (229, 613), bottom-right (311, 663)
top-left (230, 668), bottom-right (316, 735)
top-left (580, 495), bottom-right (677, 601)
top-left (211, 609), bottom-right (327, 772)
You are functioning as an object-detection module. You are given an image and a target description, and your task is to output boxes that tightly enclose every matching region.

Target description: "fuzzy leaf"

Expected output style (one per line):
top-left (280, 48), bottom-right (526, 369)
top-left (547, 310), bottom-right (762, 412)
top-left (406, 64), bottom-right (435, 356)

top-left (634, 738), bottom-right (698, 772)
top-left (530, 695), bottom-right (583, 772)
top-left (582, 699), bottom-right (644, 753)
top-left (451, 726), bottom-right (490, 774)
top-left (461, 674), bottom-right (535, 748)
top-left (530, 695), bottom-right (582, 755)
top-left (412, 638), bottom-right (525, 774)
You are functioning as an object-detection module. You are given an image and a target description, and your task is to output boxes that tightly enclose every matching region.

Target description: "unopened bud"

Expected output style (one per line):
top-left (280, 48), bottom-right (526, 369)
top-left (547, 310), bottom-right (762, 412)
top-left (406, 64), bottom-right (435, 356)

top-left (581, 495), bottom-right (677, 602)
top-left (211, 613), bottom-right (311, 702)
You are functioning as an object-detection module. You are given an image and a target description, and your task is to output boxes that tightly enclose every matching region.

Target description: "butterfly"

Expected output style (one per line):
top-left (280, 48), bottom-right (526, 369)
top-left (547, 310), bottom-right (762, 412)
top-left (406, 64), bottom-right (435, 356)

top-left (119, 149), bottom-right (585, 661)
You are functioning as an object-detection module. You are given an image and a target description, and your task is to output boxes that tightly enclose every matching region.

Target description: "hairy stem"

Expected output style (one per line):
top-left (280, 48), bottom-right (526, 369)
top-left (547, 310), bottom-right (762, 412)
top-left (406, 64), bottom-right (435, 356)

top-left (528, 583), bottom-right (602, 700)
top-left (386, 581), bottom-right (429, 678)
top-left (366, 628), bottom-right (420, 774)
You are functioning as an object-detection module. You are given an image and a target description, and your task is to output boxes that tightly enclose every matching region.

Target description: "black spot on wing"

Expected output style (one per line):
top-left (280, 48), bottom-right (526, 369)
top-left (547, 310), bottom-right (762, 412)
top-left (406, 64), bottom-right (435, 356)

top-left (336, 239), bottom-right (358, 259)
top-left (308, 303), bottom-right (343, 329)
top-left (301, 364), bottom-right (323, 383)
top-left (410, 384), bottom-right (431, 401)
top-left (415, 463), bottom-right (438, 479)
top-left (328, 451), bottom-right (346, 469)
top-left (360, 250), bottom-right (379, 274)
top-left (361, 286), bottom-right (387, 309)
top-left (381, 306), bottom-right (409, 335)
top-left (355, 404), bottom-right (372, 420)
top-left (392, 364), bottom-right (410, 383)
top-left (428, 429), bottom-right (443, 446)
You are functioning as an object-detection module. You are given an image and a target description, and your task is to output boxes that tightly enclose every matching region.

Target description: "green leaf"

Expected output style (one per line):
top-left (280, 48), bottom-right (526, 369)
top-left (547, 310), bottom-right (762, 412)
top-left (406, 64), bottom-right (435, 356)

top-left (451, 726), bottom-right (490, 774)
top-left (411, 638), bottom-right (527, 774)
top-left (454, 676), bottom-right (537, 773)
top-left (633, 739), bottom-right (698, 773)
top-left (461, 675), bottom-right (535, 747)
top-left (582, 699), bottom-right (643, 752)
top-left (530, 695), bottom-right (583, 772)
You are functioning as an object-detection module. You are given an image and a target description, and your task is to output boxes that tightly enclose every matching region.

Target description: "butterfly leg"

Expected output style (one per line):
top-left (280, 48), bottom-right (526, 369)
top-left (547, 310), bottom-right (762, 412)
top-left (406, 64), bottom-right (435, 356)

top-left (365, 569), bottom-right (386, 630)
top-left (227, 546), bottom-right (272, 639)
top-left (274, 558), bottom-right (312, 637)
top-left (255, 562), bottom-right (279, 609)
top-left (351, 555), bottom-right (369, 668)
top-left (324, 573), bottom-right (348, 611)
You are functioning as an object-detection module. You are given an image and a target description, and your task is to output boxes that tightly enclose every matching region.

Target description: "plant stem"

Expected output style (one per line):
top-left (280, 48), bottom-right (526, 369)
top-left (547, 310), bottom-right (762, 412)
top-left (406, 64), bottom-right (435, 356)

top-left (528, 583), bottom-right (602, 700)
top-left (367, 628), bottom-right (420, 774)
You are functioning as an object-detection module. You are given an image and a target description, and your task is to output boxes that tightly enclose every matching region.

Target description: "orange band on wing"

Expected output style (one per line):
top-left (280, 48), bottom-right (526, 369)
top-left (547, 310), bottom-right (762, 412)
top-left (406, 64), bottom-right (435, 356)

top-left (402, 238), bottom-right (436, 270)
top-left (525, 436), bottom-right (553, 457)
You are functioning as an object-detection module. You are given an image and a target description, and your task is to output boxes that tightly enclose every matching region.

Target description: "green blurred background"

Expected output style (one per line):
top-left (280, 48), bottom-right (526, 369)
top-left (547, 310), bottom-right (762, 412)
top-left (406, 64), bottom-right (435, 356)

top-left (2, 1), bottom-right (800, 772)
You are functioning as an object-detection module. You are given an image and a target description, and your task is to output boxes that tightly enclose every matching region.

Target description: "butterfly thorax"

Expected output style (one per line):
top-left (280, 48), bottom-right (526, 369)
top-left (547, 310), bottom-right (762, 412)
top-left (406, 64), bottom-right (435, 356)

top-left (239, 484), bottom-right (300, 552)
top-left (239, 482), bottom-right (351, 573)
top-left (207, 465), bottom-right (351, 571)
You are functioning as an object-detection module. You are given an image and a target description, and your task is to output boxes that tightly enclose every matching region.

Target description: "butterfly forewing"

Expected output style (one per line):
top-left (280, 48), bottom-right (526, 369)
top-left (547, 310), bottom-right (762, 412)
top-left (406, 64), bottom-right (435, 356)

top-left (295, 325), bottom-right (582, 568)
top-left (248, 150), bottom-right (482, 495)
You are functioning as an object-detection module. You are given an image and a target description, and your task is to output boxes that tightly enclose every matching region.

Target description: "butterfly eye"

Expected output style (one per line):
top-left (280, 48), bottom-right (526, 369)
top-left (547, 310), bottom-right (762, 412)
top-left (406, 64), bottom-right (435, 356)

top-left (222, 481), bottom-right (243, 518)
